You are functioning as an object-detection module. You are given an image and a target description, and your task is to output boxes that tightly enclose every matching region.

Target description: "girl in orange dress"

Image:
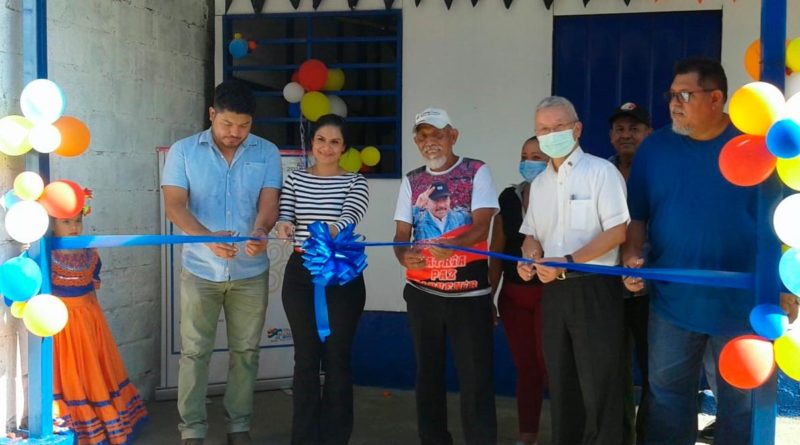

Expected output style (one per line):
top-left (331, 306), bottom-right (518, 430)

top-left (51, 210), bottom-right (148, 444)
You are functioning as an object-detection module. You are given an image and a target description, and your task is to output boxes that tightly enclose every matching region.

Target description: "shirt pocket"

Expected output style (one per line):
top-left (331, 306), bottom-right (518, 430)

top-left (240, 162), bottom-right (268, 207)
top-left (569, 198), bottom-right (595, 232)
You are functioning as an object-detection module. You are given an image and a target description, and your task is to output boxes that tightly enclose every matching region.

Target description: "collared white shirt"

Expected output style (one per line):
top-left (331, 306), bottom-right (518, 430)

top-left (519, 147), bottom-right (629, 266)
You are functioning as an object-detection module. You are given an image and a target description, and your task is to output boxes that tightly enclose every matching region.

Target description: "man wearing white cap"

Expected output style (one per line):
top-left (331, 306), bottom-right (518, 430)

top-left (393, 107), bottom-right (499, 445)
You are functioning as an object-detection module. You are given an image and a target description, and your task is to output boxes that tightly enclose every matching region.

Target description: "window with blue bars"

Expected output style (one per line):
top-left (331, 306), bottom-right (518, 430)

top-left (223, 10), bottom-right (402, 178)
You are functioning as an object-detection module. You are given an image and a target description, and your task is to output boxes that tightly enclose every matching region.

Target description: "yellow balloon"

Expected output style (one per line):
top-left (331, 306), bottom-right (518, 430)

top-left (339, 147), bottom-right (362, 173)
top-left (10, 302), bottom-right (26, 319)
top-left (776, 155), bottom-right (800, 191)
top-left (783, 244), bottom-right (791, 254)
top-left (13, 171), bottom-right (45, 201)
top-left (300, 92), bottom-right (330, 122)
top-left (0, 115), bottom-right (34, 156)
top-left (774, 330), bottom-right (800, 380)
top-left (729, 82), bottom-right (786, 136)
top-left (361, 146), bottom-right (381, 167)
top-left (787, 37), bottom-right (800, 73)
top-left (323, 69), bottom-right (346, 91)
top-left (22, 294), bottom-right (68, 337)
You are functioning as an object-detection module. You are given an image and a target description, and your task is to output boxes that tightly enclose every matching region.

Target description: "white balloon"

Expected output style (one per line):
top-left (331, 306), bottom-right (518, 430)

top-left (28, 123), bottom-right (62, 153)
top-left (774, 194), bottom-right (800, 248)
top-left (4, 200), bottom-right (49, 243)
top-left (787, 91), bottom-right (800, 120)
top-left (20, 79), bottom-right (66, 124)
top-left (328, 95), bottom-right (348, 117)
top-left (283, 82), bottom-right (305, 103)
top-left (786, 73), bottom-right (800, 99)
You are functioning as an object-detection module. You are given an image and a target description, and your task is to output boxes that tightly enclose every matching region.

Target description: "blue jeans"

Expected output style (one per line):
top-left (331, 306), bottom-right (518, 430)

top-left (645, 312), bottom-right (752, 445)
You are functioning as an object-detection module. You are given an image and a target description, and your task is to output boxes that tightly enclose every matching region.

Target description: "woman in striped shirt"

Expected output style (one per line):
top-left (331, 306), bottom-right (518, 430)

top-left (276, 114), bottom-right (369, 445)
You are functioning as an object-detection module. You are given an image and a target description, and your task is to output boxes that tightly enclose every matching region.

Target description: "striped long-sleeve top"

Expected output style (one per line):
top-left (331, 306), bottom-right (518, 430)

top-left (278, 169), bottom-right (370, 245)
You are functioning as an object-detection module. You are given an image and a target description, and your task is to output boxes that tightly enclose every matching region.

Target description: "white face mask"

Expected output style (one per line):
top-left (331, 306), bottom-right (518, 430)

top-left (538, 127), bottom-right (577, 159)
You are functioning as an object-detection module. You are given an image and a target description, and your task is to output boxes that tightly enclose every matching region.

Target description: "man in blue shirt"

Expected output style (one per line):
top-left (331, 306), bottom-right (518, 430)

top-left (623, 58), bottom-right (773, 445)
top-left (162, 80), bottom-right (282, 445)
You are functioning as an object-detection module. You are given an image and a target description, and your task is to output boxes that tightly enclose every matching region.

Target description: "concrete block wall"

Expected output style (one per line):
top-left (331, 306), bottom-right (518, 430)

top-left (1, 1), bottom-right (28, 436)
top-left (0, 1), bottom-right (214, 425)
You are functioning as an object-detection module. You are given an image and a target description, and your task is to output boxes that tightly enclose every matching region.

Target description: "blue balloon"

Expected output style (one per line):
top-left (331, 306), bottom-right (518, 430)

top-left (0, 256), bottom-right (43, 302)
top-left (780, 248), bottom-right (800, 295)
top-left (1, 189), bottom-right (21, 210)
top-left (749, 303), bottom-right (789, 340)
top-left (766, 118), bottom-right (800, 159)
top-left (3, 297), bottom-right (12, 307)
top-left (288, 102), bottom-right (301, 119)
top-left (228, 39), bottom-right (248, 59)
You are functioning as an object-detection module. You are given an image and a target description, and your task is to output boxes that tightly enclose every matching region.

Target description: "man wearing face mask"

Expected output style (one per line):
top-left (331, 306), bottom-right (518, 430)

top-left (488, 136), bottom-right (549, 445)
top-left (517, 96), bottom-right (629, 445)
top-left (393, 107), bottom-right (499, 445)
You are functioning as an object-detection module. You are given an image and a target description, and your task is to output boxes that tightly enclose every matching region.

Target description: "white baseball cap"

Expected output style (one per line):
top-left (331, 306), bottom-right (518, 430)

top-left (413, 108), bottom-right (453, 131)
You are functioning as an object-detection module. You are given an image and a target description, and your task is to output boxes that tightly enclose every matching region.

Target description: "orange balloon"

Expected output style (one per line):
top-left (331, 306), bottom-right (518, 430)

top-left (745, 39), bottom-right (761, 81)
top-left (38, 180), bottom-right (85, 218)
top-left (718, 135), bottom-right (776, 186)
top-left (53, 116), bottom-right (90, 157)
top-left (719, 335), bottom-right (775, 389)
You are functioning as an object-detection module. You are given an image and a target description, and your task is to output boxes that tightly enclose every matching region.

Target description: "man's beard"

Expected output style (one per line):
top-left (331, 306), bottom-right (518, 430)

top-left (671, 122), bottom-right (692, 136)
top-left (425, 156), bottom-right (447, 170)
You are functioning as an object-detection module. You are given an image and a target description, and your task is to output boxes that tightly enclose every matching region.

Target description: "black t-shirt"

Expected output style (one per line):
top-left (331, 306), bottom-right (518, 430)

top-left (498, 185), bottom-right (540, 286)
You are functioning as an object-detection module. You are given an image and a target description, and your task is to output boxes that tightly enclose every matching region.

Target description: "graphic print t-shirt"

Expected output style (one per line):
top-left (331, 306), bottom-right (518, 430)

top-left (394, 157), bottom-right (498, 297)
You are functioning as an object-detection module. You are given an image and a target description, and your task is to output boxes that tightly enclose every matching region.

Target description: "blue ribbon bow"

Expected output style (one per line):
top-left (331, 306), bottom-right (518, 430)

top-left (301, 222), bottom-right (368, 341)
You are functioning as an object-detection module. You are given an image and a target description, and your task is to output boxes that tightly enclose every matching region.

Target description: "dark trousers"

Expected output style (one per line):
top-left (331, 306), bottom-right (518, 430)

top-left (282, 252), bottom-right (366, 445)
top-left (623, 295), bottom-right (650, 445)
top-left (542, 275), bottom-right (625, 445)
top-left (403, 284), bottom-right (497, 445)
top-left (497, 281), bottom-right (546, 435)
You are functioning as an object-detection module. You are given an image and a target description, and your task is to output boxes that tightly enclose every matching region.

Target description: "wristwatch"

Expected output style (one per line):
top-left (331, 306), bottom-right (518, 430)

top-left (564, 254), bottom-right (575, 263)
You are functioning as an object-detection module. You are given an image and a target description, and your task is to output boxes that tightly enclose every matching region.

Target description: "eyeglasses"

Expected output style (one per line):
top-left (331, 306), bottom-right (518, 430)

top-left (535, 121), bottom-right (576, 136)
top-left (662, 89), bottom-right (715, 103)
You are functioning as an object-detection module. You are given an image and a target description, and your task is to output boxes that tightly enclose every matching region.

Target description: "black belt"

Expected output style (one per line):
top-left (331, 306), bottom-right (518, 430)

top-left (559, 271), bottom-right (596, 280)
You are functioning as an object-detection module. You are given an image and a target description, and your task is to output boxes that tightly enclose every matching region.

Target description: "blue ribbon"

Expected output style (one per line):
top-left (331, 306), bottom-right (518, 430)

top-left (342, 240), bottom-right (754, 290)
top-left (301, 222), bottom-right (368, 341)
top-left (51, 234), bottom-right (262, 249)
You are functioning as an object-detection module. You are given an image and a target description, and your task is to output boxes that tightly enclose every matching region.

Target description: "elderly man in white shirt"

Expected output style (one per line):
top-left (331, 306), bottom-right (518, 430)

top-left (517, 96), bottom-right (629, 445)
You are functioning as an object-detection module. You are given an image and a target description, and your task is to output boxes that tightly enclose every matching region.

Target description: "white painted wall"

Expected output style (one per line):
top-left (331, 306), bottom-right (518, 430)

top-left (1, 1), bottom-right (214, 416)
top-left (224, 0), bottom-right (800, 312)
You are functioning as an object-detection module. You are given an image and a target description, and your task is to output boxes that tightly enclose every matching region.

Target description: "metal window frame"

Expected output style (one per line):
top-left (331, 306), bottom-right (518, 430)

top-left (222, 9), bottom-right (403, 179)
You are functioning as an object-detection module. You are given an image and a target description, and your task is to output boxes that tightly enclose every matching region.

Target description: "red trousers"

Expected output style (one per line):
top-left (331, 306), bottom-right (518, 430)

top-left (498, 281), bottom-right (547, 435)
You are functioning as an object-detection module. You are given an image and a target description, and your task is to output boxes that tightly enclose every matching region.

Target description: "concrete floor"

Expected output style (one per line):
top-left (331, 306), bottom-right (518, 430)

top-left (136, 386), bottom-right (800, 445)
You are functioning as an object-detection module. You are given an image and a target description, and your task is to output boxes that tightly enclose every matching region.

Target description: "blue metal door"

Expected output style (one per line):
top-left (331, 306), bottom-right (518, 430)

top-left (553, 11), bottom-right (722, 159)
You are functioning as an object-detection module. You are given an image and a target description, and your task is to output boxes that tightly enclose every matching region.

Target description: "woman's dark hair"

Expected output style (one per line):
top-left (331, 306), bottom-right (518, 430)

top-left (312, 114), bottom-right (348, 147)
top-left (213, 79), bottom-right (256, 116)
top-left (524, 135), bottom-right (538, 144)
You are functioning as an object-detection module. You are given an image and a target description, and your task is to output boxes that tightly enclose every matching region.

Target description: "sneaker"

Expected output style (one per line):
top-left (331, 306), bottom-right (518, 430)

top-left (700, 420), bottom-right (715, 440)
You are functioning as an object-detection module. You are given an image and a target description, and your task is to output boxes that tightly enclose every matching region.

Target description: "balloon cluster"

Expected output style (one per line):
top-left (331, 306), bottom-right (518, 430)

top-left (339, 146), bottom-right (381, 173)
top-left (716, 56), bottom-right (800, 388)
top-left (0, 79), bottom-right (90, 157)
top-left (228, 33), bottom-right (257, 60)
top-left (718, 303), bottom-right (799, 389)
top-left (282, 59), bottom-right (347, 122)
top-left (0, 171), bottom-right (80, 337)
top-left (0, 79), bottom-right (93, 337)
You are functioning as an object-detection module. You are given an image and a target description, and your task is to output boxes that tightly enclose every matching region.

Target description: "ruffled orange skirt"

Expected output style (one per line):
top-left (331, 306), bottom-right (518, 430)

top-left (53, 293), bottom-right (148, 445)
